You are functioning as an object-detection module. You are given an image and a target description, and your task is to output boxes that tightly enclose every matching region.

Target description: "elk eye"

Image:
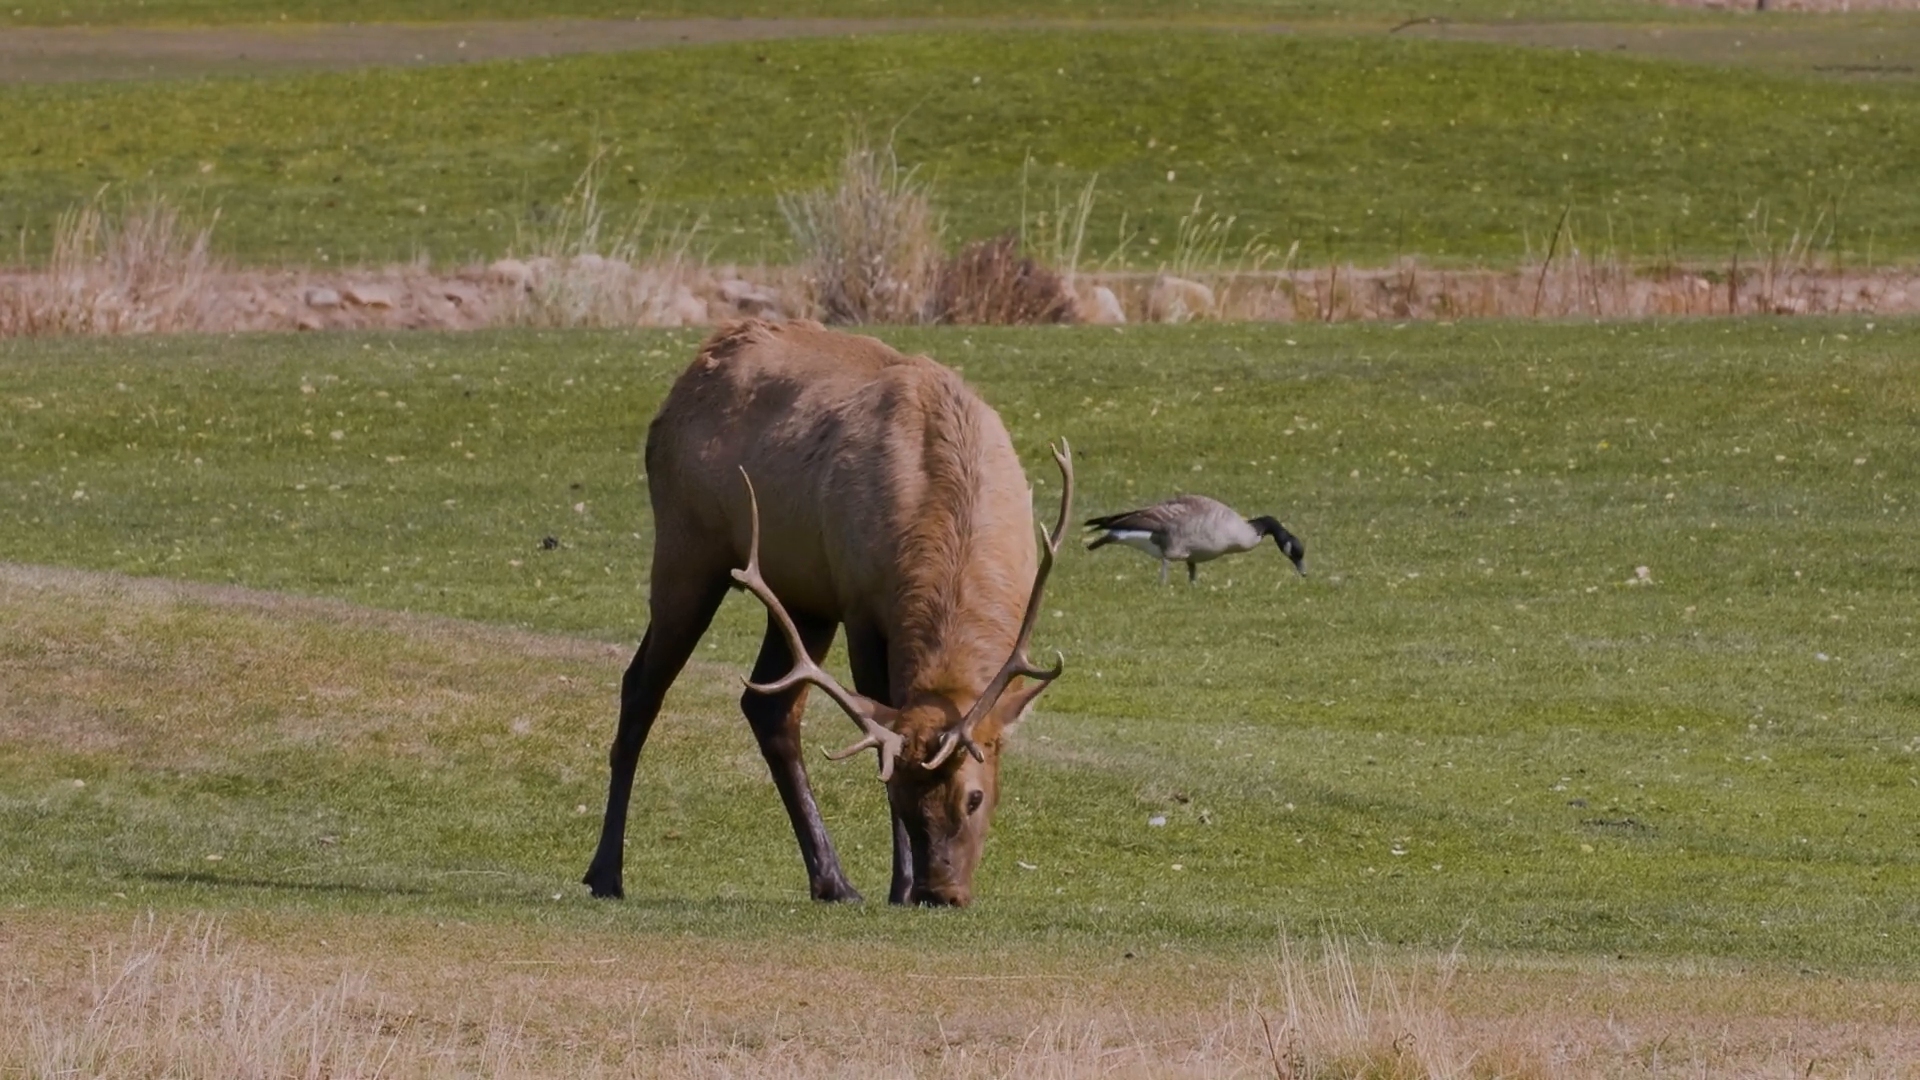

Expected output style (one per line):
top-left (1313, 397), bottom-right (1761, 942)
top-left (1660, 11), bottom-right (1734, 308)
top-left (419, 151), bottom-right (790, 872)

top-left (966, 790), bottom-right (985, 815)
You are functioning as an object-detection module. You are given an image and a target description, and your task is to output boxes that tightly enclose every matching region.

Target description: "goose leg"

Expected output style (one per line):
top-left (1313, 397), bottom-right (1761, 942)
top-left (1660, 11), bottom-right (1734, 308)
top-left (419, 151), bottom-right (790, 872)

top-left (1158, 558), bottom-right (1170, 586)
top-left (1187, 560), bottom-right (1199, 586)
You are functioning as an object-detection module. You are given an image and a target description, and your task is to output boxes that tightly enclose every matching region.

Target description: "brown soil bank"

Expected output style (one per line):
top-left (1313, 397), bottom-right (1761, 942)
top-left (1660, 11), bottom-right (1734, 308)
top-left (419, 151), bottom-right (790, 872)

top-left (4, 256), bottom-right (1915, 336)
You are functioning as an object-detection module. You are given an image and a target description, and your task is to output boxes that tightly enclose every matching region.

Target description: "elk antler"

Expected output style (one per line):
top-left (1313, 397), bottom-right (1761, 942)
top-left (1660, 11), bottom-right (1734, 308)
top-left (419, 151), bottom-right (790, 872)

top-left (925, 438), bottom-right (1074, 770)
top-left (731, 469), bottom-right (905, 781)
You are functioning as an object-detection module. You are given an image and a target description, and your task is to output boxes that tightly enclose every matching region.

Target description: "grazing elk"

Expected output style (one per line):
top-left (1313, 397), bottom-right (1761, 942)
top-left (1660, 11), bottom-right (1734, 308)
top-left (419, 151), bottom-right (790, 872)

top-left (583, 319), bottom-right (1072, 907)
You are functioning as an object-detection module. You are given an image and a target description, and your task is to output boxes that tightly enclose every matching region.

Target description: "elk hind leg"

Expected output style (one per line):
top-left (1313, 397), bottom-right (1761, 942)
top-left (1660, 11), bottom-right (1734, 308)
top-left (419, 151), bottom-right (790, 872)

top-left (583, 571), bottom-right (728, 899)
top-left (744, 610), bottom-right (862, 903)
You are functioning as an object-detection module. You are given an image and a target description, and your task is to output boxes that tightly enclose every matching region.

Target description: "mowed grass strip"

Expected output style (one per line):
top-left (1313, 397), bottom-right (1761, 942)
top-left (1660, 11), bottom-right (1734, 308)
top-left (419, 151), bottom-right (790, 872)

top-left (4, 30), bottom-right (1916, 265)
top-left (1, 319), bottom-right (1916, 972)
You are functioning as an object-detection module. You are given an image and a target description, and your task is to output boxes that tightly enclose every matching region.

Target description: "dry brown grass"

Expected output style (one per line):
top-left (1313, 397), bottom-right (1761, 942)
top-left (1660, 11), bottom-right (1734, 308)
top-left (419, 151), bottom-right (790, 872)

top-left (779, 139), bottom-right (943, 326)
top-left (0, 192), bottom-right (222, 336)
top-left (4, 910), bottom-right (1916, 1079)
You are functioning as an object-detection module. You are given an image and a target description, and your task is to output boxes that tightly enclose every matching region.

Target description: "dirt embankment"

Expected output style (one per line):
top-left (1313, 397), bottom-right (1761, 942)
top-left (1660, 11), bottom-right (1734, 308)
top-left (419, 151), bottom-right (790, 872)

top-left (5, 254), bottom-right (1917, 336)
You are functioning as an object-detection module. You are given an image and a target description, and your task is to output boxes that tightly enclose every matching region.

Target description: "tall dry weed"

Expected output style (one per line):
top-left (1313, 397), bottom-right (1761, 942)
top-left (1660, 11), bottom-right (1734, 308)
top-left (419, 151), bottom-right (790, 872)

top-left (0, 192), bottom-right (221, 337)
top-left (1021, 170), bottom-right (1102, 288)
top-left (1256, 934), bottom-right (1518, 1080)
top-left (780, 139), bottom-right (942, 325)
top-left (505, 152), bottom-right (708, 329)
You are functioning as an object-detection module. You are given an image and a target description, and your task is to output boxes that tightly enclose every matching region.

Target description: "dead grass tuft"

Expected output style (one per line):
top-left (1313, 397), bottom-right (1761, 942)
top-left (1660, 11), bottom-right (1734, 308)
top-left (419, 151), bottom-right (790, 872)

top-left (779, 138), bottom-right (942, 325)
top-left (933, 232), bottom-right (1077, 325)
top-left (0, 191), bottom-right (222, 336)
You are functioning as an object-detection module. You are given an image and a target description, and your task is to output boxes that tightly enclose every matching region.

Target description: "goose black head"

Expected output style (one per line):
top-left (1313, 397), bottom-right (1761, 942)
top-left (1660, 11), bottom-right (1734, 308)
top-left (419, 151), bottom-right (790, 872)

top-left (1248, 516), bottom-right (1308, 576)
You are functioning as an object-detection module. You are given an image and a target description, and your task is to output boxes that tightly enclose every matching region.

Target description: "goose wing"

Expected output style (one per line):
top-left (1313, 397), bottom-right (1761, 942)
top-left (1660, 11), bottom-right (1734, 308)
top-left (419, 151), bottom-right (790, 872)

top-left (1084, 495), bottom-right (1226, 534)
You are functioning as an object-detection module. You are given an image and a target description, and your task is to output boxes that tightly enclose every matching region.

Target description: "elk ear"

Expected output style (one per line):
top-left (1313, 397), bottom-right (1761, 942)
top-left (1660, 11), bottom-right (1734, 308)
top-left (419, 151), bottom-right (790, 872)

top-left (988, 677), bottom-right (1052, 737)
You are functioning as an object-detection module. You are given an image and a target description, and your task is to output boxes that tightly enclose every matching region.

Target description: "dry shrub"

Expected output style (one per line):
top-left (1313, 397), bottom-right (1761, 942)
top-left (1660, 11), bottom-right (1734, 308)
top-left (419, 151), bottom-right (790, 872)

top-left (0, 192), bottom-right (221, 337)
top-left (780, 140), bottom-right (941, 325)
top-left (933, 233), bottom-right (1076, 325)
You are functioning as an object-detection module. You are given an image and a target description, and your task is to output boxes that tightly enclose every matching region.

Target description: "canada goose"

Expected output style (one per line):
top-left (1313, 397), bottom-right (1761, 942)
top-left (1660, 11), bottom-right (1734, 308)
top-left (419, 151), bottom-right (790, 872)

top-left (1085, 495), bottom-right (1307, 585)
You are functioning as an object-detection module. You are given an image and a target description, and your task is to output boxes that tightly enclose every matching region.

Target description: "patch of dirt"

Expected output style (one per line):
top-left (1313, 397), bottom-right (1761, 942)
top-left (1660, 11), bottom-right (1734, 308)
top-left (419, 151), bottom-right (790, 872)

top-left (0, 17), bottom-right (989, 83)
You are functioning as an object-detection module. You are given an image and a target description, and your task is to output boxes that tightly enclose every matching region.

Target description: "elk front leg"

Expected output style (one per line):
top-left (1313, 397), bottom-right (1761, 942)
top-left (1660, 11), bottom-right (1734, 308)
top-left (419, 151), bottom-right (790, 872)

top-left (743, 610), bottom-right (862, 903)
top-left (584, 573), bottom-right (729, 899)
top-left (845, 625), bottom-right (914, 905)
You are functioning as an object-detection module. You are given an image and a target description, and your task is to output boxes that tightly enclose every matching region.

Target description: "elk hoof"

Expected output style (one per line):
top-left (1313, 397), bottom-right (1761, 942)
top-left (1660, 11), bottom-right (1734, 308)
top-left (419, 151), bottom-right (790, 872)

top-left (582, 865), bottom-right (624, 899)
top-left (811, 878), bottom-right (864, 904)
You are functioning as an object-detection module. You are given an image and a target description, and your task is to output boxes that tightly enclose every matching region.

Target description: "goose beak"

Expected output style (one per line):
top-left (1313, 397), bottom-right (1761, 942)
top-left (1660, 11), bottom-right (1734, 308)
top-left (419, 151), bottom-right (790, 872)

top-left (1293, 559), bottom-right (1309, 577)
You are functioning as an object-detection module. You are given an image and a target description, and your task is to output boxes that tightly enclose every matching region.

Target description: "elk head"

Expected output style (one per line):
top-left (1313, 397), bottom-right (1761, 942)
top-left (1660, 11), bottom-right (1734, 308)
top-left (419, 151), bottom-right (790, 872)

top-left (732, 441), bottom-right (1073, 907)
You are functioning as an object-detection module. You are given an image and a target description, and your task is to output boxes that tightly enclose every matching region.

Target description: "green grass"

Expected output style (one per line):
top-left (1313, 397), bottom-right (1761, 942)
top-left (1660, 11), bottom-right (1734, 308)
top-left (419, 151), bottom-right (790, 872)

top-left (0, 0), bottom-right (1672, 29)
top-left (3, 318), bottom-right (1916, 973)
top-left (5, 30), bottom-right (1918, 266)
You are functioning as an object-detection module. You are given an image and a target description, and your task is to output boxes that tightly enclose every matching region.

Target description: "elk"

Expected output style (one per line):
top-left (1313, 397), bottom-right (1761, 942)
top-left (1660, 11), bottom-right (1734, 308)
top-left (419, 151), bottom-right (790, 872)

top-left (583, 319), bottom-right (1072, 907)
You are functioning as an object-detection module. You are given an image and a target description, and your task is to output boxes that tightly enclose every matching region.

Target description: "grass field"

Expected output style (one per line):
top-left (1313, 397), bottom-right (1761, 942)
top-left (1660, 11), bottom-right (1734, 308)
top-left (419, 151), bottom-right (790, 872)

top-left (4, 319), bottom-right (1917, 1072)
top-left (5, 28), bottom-right (1919, 267)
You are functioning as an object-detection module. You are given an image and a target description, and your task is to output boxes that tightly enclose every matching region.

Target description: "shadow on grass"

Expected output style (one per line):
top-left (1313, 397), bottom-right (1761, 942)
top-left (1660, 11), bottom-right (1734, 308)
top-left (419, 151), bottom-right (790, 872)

top-left (137, 869), bottom-right (447, 897)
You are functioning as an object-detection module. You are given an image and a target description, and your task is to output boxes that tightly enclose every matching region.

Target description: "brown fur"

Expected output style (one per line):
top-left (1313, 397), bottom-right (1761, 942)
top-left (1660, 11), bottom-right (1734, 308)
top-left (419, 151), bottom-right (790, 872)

top-left (585, 319), bottom-right (1060, 907)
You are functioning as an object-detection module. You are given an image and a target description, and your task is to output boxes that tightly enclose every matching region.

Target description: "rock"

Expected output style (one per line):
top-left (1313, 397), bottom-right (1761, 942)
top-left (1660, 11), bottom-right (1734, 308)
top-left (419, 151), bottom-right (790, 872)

top-left (304, 286), bottom-right (341, 310)
top-left (1772, 297), bottom-right (1809, 316)
top-left (1146, 275), bottom-right (1215, 323)
top-left (667, 285), bottom-right (708, 326)
top-left (1076, 284), bottom-right (1126, 325)
top-left (440, 281), bottom-right (482, 308)
top-left (343, 283), bottom-right (395, 309)
top-left (717, 277), bottom-right (783, 317)
top-left (295, 311), bottom-right (324, 331)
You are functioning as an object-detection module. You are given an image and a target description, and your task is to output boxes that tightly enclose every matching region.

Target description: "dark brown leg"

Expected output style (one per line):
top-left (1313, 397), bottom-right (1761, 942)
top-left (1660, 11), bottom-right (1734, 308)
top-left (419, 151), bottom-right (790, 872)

top-left (743, 610), bottom-right (862, 902)
top-left (845, 625), bottom-right (914, 905)
top-left (583, 571), bottom-right (729, 899)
